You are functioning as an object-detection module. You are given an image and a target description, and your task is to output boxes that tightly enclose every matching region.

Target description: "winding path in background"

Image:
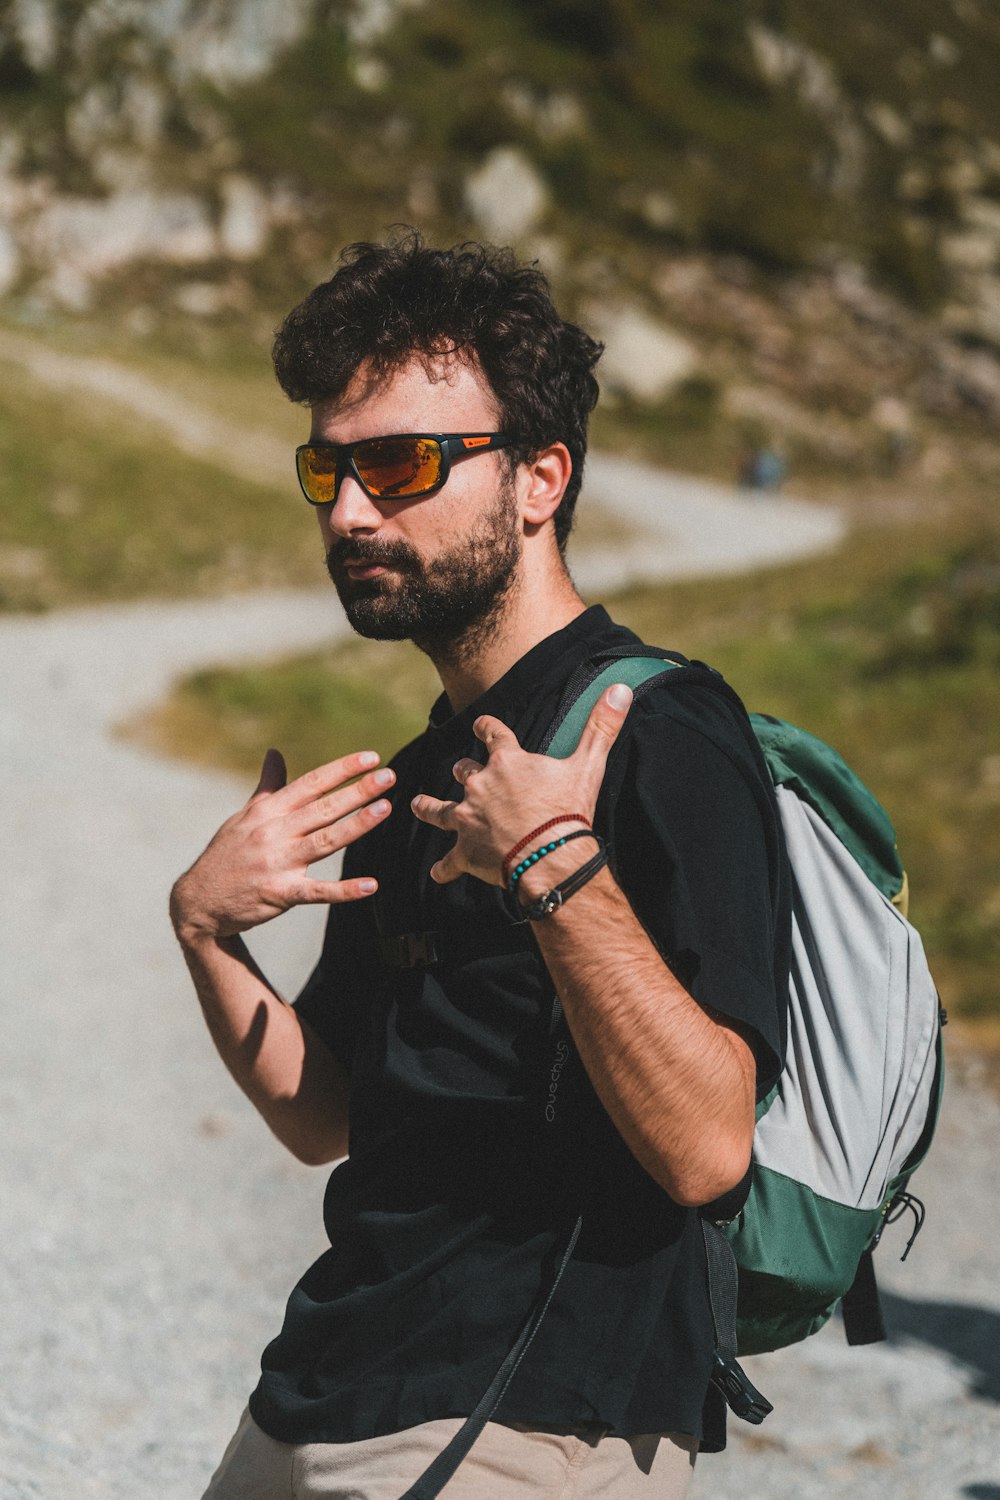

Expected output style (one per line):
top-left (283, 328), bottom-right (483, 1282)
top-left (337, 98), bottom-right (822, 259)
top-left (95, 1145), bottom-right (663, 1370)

top-left (1, 342), bottom-right (997, 1500)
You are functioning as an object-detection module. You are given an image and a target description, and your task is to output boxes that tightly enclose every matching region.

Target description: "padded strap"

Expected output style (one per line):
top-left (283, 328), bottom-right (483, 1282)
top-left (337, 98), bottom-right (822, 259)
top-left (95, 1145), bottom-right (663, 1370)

top-left (398, 1216), bottom-right (583, 1500)
top-left (544, 657), bottom-right (682, 759)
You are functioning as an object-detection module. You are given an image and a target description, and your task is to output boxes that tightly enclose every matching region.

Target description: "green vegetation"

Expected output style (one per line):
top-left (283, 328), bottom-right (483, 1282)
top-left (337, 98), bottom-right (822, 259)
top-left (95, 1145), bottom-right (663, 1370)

top-left (207, 0), bottom-right (1000, 315)
top-left (7, 0), bottom-right (1000, 322)
top-left (136, 635), bottom-right (439, 781)
top-left (141, 506), bottom-right (1000, 1026)
top-left (0, 348), bottom-right (321, 611)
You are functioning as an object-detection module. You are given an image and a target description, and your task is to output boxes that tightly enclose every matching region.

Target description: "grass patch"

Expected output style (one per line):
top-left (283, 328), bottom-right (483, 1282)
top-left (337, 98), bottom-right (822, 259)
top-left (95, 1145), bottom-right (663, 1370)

top-left (0, 344), bottom-right (326, 611)
top-left (144, 505), bottom-right (1000, 1024)
top-left (7, 315), bottom-right (305, 443)
top-left (137, 634), bottom-right (438, 783)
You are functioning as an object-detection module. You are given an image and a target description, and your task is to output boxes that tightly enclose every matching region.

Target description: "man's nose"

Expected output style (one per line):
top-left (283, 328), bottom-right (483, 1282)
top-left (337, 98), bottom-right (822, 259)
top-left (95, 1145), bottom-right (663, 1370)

top-left (324, 473), bottom-right (383, 538)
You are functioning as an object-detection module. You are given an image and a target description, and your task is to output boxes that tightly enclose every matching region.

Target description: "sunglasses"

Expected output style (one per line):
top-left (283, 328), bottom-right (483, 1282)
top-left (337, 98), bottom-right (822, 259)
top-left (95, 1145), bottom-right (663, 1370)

top-left (295, 432), bottom-right (513, 505)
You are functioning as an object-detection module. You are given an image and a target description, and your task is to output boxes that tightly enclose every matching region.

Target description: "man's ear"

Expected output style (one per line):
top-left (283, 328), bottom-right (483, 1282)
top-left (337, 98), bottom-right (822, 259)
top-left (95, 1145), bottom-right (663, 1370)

top-left (519, 443), bottom-right (573, 529)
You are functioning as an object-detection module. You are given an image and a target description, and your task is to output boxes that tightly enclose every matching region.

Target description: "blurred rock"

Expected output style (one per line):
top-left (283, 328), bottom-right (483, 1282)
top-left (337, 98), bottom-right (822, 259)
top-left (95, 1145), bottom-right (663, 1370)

top-left (865, 102), bottom-right (910, 148)
top-left (218, 175), bottom-right (270, 260)
top-left (589, 301), bottom-right (697, 401)
top-left (465, 148), bottom-right (548, 243)
top-left (10, 0), bottom-right (57, 70)
top-left (166, 0), bottom-right (315, 84)
top-left (173, 281), bottom-right (227, 317)
top-left (501, 83), bottom-right (584, 142)
top-left (943, 278), bottom-right (1000, 352)
top-left (31, 190), bottom-right (217, 304)
top-left (0, 220), bottom-right (20, 296)
top-left (747, 24), bottom-right (865, 197)
top-left (942, 230), bottom-right (999, 273)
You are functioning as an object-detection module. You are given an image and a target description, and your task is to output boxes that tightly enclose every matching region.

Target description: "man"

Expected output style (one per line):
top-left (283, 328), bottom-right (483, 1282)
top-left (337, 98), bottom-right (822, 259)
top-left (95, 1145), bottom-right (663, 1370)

top-left (171, 235), bottom-right (789, 1499)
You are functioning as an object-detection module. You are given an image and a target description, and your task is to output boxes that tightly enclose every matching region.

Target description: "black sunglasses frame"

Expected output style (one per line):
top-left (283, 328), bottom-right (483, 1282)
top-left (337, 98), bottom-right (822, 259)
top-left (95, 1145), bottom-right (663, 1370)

top-left (295, 432), bottom-right (513, 505)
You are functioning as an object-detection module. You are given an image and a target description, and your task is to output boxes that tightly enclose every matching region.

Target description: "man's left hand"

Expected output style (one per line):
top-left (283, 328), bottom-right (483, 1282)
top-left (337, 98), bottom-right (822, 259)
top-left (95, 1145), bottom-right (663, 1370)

top-left (411, 683), bottom-right (633, 886)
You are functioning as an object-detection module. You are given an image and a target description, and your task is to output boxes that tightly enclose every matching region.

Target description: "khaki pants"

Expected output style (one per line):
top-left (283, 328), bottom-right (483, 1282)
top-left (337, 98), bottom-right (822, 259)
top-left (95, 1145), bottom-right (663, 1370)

top-left (202, 1407), bottom-right (697, 1500)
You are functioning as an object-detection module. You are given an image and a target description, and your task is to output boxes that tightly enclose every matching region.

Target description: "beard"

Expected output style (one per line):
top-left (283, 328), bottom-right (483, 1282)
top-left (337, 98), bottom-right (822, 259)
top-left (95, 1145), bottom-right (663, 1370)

top-left (325, 484), bottom-right (522, 661)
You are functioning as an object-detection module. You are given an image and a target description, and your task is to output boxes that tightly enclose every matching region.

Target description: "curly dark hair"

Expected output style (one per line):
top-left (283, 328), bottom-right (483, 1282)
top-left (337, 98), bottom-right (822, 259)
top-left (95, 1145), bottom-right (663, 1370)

top-left (272, 232), bottom-right (603, 554)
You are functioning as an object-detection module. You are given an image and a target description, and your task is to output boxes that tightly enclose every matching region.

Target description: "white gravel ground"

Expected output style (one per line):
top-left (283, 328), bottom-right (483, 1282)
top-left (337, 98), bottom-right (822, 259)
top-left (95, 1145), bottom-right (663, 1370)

top-left (3, 460), bottom-right (996, 1500)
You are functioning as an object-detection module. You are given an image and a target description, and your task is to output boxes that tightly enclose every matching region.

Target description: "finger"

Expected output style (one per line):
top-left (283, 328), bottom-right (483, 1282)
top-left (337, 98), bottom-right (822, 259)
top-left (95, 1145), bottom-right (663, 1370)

top-left (452, 758), bottom-right (484, 786)
top-left (572, 684), bottom-right (633, 773)
top-left (296, 766), bottom-right (395, 835)
top-left (250, 747), bottom-right (287, 800)
top-left (306, 796), bottom-right (392, 862)
top-left (428, 851), bottom-right (462, 884)
top-left (473, 715), bottom-right (520, 754)
top-left (278, 749), bottom-right (382, 811)
top-left (289, 876), bottom-right (379, 906)
top-left (410, 793), bottom-right (459, 829)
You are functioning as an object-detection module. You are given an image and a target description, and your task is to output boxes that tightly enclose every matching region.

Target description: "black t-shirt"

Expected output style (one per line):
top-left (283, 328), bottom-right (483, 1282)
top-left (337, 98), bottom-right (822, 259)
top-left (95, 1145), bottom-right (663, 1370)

top-left (249, 606), bottom-right (789, 1451)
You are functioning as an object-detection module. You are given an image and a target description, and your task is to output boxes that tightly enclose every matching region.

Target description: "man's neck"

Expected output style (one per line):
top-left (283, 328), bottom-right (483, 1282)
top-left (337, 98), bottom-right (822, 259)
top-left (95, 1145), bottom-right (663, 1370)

top-left (430, 568), bottom-right (587, 714)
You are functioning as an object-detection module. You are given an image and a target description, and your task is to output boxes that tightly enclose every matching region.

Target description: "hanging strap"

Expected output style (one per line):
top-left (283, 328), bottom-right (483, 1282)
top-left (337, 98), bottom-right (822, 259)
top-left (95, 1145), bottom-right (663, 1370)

top-left (841, 1248), bottom-right (887, 1346)
top-left (701, 1221), bottom-right (773, 1424)
top-left (398, 1215), bottom-right (583, 1500)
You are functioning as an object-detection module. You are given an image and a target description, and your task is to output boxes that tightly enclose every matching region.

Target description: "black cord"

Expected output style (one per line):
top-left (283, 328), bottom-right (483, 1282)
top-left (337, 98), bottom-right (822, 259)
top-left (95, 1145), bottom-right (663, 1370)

top-left (518, 842), bottom-right (609, 921)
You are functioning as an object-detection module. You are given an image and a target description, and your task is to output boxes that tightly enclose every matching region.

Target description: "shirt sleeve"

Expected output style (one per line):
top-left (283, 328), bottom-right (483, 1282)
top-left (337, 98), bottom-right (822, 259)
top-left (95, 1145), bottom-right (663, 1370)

top-left (605, 682), bottom-right (788, 1097)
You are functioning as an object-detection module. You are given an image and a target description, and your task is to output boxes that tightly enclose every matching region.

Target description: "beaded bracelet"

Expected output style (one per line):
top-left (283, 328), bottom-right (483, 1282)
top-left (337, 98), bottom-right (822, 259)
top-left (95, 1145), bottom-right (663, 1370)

top-left (501, 815), bottom-right (590, 887)
top-left (518, 842), bottom-right (609, 921)
top-left (507, 828), bottom-right (598, 893)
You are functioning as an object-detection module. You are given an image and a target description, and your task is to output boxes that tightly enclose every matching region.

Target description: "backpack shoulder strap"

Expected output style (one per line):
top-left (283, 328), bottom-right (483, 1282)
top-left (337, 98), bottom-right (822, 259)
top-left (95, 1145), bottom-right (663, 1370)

top-left (542, 654), bottom-right (685, 759)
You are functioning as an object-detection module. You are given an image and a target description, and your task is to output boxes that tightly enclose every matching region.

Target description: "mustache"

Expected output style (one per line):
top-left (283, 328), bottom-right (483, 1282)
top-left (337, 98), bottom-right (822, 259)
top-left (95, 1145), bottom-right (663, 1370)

top-left (326, 537), bottom-right (420, 571)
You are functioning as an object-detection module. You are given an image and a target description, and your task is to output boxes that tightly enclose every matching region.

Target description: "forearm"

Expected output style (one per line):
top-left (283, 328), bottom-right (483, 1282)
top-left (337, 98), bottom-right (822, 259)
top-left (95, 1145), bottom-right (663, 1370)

top-left (523, 853), bottom-right (755, 1207)
top-left (172, 897), bottom-right (350, 1166)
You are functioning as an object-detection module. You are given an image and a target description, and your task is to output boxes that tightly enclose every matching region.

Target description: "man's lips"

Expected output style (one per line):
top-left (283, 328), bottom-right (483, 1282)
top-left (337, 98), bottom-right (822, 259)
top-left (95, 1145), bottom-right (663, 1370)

top-left (329, 544), bottom-right (416, 587)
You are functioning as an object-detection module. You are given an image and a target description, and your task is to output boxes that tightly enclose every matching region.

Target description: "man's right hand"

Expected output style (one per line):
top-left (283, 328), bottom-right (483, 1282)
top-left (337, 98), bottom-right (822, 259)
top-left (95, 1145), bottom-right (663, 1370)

top-left (170, 746), bottom-right (394, 943)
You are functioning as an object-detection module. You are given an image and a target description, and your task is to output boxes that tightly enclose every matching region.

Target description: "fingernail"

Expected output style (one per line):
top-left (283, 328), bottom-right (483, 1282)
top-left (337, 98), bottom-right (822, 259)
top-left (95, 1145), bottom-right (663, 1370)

top-left (372, 799), bottom-right (390, 816)
top-left (374, 768), bottom-right (394, 786)
top-left (608, 683), bottom-right (632, 710)
top-left (359, 751), bottom-right (379, 767)
top-left (359, 878), bottom-right (377, 894)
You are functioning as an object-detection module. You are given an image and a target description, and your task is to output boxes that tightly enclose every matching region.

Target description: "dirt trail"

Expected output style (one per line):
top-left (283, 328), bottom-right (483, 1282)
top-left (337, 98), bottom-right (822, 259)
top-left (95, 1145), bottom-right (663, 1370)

top-left (3, 340), bottom-right (995, 1500)
top-left (0, 327), bottom-right (289, 485)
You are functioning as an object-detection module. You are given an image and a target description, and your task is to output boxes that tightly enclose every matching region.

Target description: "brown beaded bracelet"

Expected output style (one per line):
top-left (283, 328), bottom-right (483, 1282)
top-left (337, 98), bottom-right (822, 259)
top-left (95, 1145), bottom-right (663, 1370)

top-left (501, 815), bottom-right (590, 887)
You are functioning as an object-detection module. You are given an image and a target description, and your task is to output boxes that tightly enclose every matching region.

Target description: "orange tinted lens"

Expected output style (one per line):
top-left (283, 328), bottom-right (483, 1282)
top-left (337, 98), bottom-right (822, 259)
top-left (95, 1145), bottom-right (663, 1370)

top-left (298, 448), bottom-right (338, 504)
top-left (353, 437), bottom-right (442, 497)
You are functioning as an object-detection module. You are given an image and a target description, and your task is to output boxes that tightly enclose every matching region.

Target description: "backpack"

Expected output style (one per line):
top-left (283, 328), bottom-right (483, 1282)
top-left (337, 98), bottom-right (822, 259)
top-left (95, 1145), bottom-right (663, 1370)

top-left (543, 647), bottom-right (945, 1423)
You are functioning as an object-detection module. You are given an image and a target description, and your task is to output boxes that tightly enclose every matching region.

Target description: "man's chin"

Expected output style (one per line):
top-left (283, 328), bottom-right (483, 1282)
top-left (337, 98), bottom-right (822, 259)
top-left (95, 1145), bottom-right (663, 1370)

top-left (337, 590), bottom-right (417, 641)
top-left (343, 609), bottom-right (414, 642)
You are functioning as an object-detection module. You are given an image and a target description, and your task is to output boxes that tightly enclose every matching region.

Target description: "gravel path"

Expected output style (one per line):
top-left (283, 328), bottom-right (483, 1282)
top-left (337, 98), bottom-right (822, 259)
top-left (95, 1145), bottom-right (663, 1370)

top-left (2, 442), bottom-right (995, 1500)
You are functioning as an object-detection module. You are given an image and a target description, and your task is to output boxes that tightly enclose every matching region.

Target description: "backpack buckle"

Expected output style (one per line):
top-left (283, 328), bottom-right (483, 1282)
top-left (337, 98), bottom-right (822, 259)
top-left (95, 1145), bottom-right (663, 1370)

top-left (710, 1353), bottom-right (773, 1425)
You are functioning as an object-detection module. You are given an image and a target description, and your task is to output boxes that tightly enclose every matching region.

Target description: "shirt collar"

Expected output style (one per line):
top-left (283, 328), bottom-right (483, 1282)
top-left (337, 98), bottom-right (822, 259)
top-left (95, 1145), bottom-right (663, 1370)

top-left (425, 605), bottom-right (632, 752)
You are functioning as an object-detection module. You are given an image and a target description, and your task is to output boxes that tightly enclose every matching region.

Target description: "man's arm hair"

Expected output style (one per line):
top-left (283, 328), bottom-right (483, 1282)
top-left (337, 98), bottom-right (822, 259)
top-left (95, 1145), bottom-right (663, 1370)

top-left (521, 856), bottom-right (756, 1207)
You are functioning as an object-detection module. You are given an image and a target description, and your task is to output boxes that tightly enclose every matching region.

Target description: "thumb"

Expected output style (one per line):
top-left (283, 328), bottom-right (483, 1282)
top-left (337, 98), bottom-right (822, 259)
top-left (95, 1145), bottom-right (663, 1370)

top-left (251, 747), bottom-right (287, 798)
top-left (573, 683), bottom-right (633, 773)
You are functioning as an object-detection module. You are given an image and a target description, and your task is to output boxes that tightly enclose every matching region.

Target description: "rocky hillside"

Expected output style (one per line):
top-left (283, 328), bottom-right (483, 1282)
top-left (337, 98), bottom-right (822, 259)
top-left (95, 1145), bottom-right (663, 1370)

top-left (2, 0), bottom-right (1000, 480)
